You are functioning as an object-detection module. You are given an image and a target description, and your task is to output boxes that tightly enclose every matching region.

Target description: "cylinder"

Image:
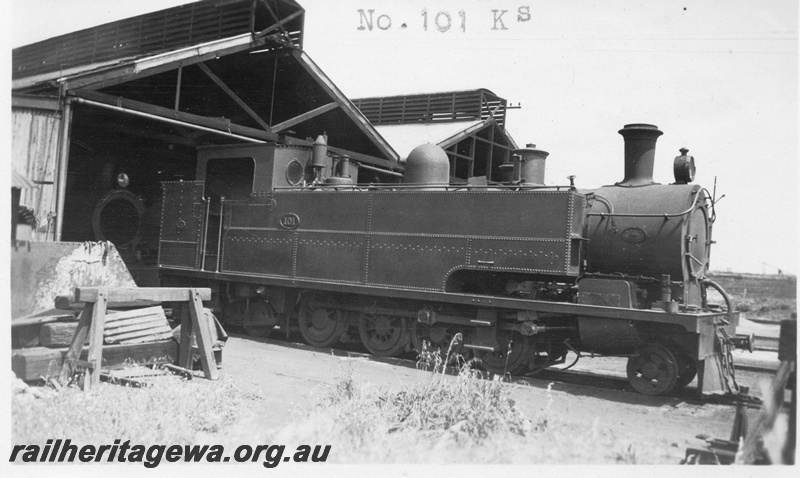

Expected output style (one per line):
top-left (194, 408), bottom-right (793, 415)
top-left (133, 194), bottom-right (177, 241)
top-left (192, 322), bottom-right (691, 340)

top-left (513, 143), bottom-right (549, 186)
top-left (617, 124), bottom-right (662, 187)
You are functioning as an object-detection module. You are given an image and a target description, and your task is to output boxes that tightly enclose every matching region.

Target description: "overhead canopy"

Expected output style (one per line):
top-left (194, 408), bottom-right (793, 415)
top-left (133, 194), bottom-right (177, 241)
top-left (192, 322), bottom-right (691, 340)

top-left (354, 89), bottom-right (518, 183)
top-left (12, 0), bottom-right (399, 169)
top-left (13, 0), bottom-right (304, 84)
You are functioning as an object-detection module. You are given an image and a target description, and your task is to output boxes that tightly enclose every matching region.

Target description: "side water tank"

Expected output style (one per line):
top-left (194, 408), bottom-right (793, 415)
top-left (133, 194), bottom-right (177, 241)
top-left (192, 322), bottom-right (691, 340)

top-left (403, 143), bottom-right (450, 189)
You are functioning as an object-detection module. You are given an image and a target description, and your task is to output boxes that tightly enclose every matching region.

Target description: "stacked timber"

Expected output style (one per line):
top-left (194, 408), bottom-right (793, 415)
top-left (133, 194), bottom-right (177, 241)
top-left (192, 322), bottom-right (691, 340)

top-left (103, 306), bottom-right (172, 345)
top-left (12, 341), bottom-right (178, 382)
top-left (37, 306), bottom-right (172, 347)
top-left (13, 303), bottom-right (176, 382)
top-left (40, 322), bottom-right (86, 348)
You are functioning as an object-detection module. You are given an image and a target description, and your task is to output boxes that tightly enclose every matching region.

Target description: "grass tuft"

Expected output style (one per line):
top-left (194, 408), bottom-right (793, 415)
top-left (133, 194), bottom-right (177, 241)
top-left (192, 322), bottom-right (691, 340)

top-left (13, 376), bottom-right (248, 445)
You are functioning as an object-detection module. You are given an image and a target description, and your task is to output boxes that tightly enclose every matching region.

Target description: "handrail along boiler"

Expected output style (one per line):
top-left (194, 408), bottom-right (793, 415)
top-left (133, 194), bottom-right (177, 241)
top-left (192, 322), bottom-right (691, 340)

top-left (157, 123), bottom-right (751, 396)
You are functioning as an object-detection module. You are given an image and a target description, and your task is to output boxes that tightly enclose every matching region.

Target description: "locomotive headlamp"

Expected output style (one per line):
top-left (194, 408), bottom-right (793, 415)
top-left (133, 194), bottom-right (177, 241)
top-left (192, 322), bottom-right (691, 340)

top-left (673, 148), bottom-right (696, 184)
top-left (116, 172), bottom-right (130, 188)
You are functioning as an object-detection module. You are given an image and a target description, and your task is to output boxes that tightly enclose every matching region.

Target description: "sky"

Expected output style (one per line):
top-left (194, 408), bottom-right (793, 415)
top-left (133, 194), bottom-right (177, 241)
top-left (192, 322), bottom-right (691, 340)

top-left (5, 0), bottom-right (799, 275)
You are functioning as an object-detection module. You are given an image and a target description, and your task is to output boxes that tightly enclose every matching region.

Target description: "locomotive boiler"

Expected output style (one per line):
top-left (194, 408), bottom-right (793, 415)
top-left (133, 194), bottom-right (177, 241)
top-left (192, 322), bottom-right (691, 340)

top-left (157, 123), bottom-right (750, 396)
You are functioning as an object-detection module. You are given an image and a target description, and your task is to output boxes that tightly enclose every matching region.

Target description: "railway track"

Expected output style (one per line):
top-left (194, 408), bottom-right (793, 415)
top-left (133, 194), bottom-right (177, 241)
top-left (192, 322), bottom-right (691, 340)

top-left (230, 329), bottom-right (779, 405)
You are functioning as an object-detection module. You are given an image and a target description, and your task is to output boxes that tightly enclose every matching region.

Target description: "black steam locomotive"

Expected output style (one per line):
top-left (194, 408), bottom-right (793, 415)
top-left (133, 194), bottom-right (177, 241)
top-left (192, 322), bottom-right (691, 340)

top-left (157, 123), bottom-right (750, 396)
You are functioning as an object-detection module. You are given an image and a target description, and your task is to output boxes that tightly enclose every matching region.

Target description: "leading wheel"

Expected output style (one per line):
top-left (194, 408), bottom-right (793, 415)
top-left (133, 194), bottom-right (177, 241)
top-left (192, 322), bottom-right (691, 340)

top-left (626, 343), bottom-right (679, 396)
top-left (297, 293), bottom-right (346, 348)
top-left (358, 313), bottom-right (409, 357)
top-left (477, 331), bottom-right (532, 376)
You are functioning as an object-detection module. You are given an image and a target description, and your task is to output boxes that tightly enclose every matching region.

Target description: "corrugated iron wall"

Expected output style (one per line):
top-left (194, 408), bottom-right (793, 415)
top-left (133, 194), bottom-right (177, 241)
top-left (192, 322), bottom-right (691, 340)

top-left (12, 108), bottom-right (62, 239)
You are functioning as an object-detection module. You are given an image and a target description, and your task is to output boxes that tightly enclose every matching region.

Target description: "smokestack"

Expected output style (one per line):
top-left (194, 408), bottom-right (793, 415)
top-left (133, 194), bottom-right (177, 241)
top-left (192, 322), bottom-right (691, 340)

top-left (617, 123), bottom-right (662, 187)
top-left (513, 144), bottom-right (549, 186)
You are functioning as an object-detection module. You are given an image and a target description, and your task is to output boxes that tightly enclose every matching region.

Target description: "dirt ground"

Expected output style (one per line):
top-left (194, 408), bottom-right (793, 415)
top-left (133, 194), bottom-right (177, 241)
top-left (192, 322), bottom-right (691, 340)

top-left (212, 324), bottom-right (781, 464)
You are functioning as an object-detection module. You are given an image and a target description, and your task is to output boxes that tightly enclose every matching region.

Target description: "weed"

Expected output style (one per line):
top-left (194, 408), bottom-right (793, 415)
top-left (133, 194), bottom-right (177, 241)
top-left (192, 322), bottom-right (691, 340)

top-left (12, 377), bottom-right (246, 446)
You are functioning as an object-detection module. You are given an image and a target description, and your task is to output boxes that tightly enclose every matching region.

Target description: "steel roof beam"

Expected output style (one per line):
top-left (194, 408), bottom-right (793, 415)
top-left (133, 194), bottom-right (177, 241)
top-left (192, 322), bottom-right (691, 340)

top-left (291, 50), bottom-right (399, 163)
top-left (196, 61), bottom-right (272, 132)
top-left (71, 89), bottom-right (277, 142)
top-left (270, 102), bottom-right (338, 133)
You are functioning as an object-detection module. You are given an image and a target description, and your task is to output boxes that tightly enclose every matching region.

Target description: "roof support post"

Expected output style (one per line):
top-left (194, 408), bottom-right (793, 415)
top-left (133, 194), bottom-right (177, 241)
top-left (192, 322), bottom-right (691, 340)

top-left (54, 96), bottom-right (73, 241)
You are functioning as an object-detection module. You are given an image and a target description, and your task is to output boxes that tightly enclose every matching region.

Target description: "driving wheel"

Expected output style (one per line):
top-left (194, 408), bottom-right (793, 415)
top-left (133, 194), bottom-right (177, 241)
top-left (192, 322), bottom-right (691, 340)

top-left (626, 343), bottom-right (679, 396)
top-left (358, 313), bottom-right (409, 357)
top-left (297, 293), bottom-right (346, 347)
top-left (477, 331), bottom-right (532, 376)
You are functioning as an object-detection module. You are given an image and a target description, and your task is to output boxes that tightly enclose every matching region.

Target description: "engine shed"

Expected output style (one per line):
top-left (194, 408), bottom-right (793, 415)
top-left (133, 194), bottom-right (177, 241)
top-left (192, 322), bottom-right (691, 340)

top-left (11, 0), bottom-right (400, 284)
top-left (353, 90), bottom-right (519, 185)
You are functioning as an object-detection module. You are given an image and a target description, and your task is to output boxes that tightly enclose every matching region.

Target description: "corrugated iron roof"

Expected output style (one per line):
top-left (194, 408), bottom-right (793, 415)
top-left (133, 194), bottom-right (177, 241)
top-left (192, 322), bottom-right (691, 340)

top-left (373, 120), bottom-right (484, 159)
top-left (353, 89), bottom-right (507, 128)
top-left (12, 0), bottom-right (304, 81)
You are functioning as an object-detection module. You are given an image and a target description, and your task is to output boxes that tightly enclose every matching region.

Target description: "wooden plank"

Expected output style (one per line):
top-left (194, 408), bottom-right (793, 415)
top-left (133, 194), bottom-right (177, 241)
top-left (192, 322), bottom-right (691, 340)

top-left (99, 373), bottom-right (150, 388)
top-left (106, 325), bottom-right (172, 343)
top-left (87, 341), bottom-right (177, 368)
top-left (40, 322), bottom-right (88, 348)
top-left (271, 102), bottom-right (338, 133)
top-left (58, 305), bottom-right (93, 385)
top-left (105, 315), bottom-right (166, 331)
top-left (105, 317), bottom-right (169, 335)
top-left (106, 368), bottom-right (168, 378)
top-left (104, 306), bottom-right (165, 323)
top-left (12, 324), bottom-right (41, 349)
top-left (13, 341), bottom-right (178, 382)
top-left (55, 295), bottom-right (161, 310)
top-left (179, 304), bottom-right (193, 369)
top-left (12, 348), bottom-right (64, 381)
top-left (76, 287), bottom-right (212, 303)
top-left (13, 310), bottom-right (75, 327)
top-left (162, 363), bottom-right (193, 379)
top-left (11, 94), bottom-right (61, 111)
top-left (188, 289), bottom-right (219, 380)
top-left (117, 332), bottom-right (174, 345)
top-left (85, 290), bottom-right (108, 389)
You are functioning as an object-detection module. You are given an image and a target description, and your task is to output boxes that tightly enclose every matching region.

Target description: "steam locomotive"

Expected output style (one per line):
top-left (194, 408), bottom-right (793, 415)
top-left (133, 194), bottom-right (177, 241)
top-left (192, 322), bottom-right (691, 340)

top-left (157, 123), bottom-right (751, 396)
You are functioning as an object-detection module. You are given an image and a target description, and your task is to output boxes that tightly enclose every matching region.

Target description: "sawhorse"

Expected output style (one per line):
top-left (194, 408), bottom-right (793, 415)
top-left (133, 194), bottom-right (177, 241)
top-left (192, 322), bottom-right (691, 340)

top-left (58, 287), bottom-right (217, 390)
